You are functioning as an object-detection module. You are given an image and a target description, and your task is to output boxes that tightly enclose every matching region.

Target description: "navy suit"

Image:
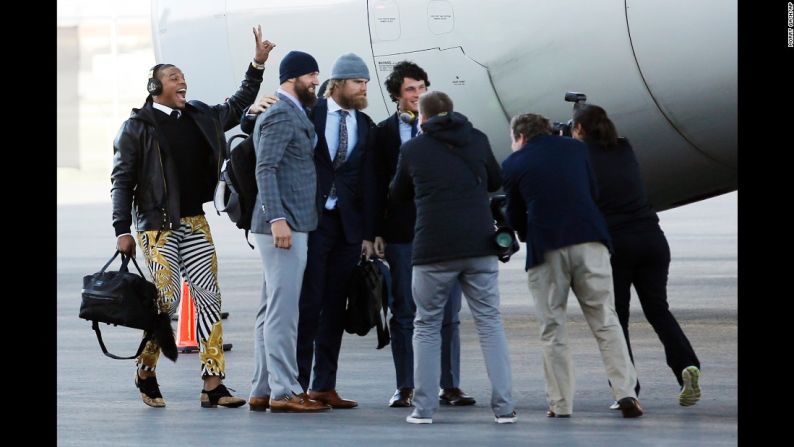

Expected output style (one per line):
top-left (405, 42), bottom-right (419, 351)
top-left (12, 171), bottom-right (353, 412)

top-left (296, 98), bottom-right (378, 392)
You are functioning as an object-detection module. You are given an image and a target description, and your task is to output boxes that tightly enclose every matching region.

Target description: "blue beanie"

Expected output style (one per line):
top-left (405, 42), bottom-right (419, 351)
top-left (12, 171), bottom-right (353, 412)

top-left (279, 51), bottom-right (319, 84)
top-left (330, 53), bottom-right (370, 81)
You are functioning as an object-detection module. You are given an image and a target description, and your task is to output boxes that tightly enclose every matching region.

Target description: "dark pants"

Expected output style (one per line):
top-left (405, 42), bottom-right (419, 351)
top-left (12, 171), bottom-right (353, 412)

top-left (296, 210), bottom-right (361, 392)
top-left (385, 243), bottom-right (461, 390)
top-left (611, 229), bottom-right (700, 389)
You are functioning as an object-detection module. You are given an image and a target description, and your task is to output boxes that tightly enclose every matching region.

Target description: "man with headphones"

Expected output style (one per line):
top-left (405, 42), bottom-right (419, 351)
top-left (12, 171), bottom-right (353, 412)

top-left (111, 24), bottom-right (275, 409)
top-left (374, 61), bottom-right (475, 408)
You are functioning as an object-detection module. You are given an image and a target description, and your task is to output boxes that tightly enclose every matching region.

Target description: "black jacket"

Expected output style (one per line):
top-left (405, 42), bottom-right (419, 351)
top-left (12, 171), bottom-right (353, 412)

top-left (585, 138), bottom-right (660, 234)
top-left (111, 64), bottom-right (263, 236)
top-left (390, 112), bottom-right (502, 265)
top-left (375, 113), bottom-right (416, 243)
top-left (501, 135), bottom-right (612, 271)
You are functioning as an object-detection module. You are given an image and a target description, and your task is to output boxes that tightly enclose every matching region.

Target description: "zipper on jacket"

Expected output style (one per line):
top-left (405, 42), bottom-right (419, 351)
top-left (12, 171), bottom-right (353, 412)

top-left (215, 120), bottom-right (224, 180)
top-left (154, 138), bottom-right (171, 243)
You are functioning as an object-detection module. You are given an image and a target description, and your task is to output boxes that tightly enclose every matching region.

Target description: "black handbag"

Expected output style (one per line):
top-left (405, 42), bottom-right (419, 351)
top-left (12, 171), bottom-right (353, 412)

top-left (344, 256), bottom-right (390, 349)
top-left (80, 251), bottom-right (177, 361)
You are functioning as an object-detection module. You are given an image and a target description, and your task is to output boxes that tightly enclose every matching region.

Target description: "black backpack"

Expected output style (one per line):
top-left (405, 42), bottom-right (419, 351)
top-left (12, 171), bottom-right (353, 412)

top-left (214, 133), bottom-right (257, 247)
top-left (345, 256), bottom-right (390, 349)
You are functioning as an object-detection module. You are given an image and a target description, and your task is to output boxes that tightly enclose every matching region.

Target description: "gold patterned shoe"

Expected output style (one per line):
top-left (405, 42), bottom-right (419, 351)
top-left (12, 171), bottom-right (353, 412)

top-left (200, 384), bottom-right (246, 408)
top-left (134, 372), bottom-right (165, 408)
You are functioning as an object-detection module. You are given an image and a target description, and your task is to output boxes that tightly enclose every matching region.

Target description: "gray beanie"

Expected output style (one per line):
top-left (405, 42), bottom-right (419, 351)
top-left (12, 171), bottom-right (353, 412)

top-left (330, 53), bottom-right (370, 80)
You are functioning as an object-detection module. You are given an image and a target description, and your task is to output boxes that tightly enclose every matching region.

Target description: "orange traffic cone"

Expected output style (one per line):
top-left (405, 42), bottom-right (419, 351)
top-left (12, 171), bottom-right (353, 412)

top-left (176, 280), bottom-right (199, 353)
top-left (175, 279), bottom-right (233, 353)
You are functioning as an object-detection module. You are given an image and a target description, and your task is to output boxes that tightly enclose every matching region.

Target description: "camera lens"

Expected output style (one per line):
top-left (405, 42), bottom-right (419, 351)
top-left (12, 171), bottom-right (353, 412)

top-left (494, 230), bottom-right (513, 248)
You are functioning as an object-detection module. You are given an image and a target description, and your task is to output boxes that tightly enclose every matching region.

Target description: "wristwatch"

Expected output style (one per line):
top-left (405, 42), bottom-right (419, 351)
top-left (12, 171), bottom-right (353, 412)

top-left (251, 60), bottom-right (265, 70)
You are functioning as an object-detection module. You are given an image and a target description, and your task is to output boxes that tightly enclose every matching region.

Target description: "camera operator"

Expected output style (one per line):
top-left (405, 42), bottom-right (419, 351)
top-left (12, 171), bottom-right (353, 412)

top-left (501, 113), bottom-right (643, 418)
top-left (390, 91), bottom-right (515, 424)
top-left (572, 104), bottom-right (701, 408)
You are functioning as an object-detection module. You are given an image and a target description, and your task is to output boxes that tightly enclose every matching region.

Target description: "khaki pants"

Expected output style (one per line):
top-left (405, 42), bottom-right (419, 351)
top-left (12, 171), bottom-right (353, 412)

top-left (527, 242), bottom-right (637, 415)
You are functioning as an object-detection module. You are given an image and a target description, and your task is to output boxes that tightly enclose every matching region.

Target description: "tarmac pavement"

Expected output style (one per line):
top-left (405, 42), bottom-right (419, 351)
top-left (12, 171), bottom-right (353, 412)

top-left (57, 193), bottom-right (737, 446)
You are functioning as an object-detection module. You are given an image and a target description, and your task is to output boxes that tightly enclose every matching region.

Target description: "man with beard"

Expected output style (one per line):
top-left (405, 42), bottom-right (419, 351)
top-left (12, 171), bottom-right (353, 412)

top-left (242, 53), bottom-right (377, 409)
top-left (247, 50), bottom-right (331, 413)
top-left (374, 61), bottom-right (475, 408)
top-left (297, 53), bottom-right (377, 409)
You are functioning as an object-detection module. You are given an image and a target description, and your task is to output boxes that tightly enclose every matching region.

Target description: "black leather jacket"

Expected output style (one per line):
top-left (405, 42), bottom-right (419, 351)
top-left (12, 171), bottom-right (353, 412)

top-left (111, 64), bottom-right (263, 236)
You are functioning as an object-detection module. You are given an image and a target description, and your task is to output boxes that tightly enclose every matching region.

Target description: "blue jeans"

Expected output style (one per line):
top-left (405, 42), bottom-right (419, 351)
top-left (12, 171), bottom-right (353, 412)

top-left (385, 243), bottom-right (461, 390)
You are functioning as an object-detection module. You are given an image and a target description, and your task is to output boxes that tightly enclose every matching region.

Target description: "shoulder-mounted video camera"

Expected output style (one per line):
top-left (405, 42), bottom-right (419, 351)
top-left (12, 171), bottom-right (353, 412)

top-left (490, 195), bottom-right (520, 263)
top-left (551, 92), bottom-right (588, 137)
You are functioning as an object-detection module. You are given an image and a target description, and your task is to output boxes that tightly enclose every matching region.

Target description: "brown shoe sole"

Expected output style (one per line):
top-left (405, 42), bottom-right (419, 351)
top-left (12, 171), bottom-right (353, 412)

top-left (269, 404), bottom-right (331, 413)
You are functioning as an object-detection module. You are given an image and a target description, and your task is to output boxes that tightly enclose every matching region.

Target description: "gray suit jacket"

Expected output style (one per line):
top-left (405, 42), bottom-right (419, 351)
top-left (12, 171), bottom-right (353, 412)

top-left (251, 93), bottom-right (318, 234)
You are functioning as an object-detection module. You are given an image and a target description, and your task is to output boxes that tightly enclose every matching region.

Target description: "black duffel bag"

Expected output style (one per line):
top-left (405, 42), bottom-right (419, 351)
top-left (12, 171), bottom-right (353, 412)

top-left (80, 251), bottom-right (177, 361)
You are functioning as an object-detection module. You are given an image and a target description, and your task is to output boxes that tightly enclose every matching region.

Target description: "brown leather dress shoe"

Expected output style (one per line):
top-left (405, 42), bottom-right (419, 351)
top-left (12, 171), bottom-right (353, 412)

top-left (269, 393), bottom-right (331, 413)
top-left (389, 388), bottom-right (414, 408)
top-left (249, 396), bottom-right (270, 412)
top-left (618, 397), bottom-right (644, 418)
top-left (439, 388), bottom-right (476, 406)
top-left (308, 389), bottom-right (358, 409)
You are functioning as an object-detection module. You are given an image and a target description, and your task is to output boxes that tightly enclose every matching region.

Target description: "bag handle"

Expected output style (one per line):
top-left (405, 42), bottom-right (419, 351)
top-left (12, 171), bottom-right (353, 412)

top-left (124, 253), bottom-right (148, 278)
top-left (99, 250), bottom-right (122, 273)
top-left (91, 321), bottom-right (150, 360)
top-left (101, 250), bottom-right (148, 279)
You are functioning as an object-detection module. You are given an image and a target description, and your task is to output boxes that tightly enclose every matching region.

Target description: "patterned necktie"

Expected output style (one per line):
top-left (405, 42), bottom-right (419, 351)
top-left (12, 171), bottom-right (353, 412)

top-left (410, 118), bottom-right (418, 138)
top-left (329, 109), bottom-right (349, 202)
top-left (333, 110), bottom-right (349, 169)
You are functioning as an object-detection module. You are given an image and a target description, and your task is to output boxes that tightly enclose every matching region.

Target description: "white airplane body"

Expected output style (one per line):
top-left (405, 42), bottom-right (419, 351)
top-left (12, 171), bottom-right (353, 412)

top-left (151, 0), bottom-right (736, 211)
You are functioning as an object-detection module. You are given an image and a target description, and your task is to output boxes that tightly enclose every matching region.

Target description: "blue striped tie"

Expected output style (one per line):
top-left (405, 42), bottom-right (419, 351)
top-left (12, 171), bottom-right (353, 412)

top-left (329, 110), bottom-right (349, 201)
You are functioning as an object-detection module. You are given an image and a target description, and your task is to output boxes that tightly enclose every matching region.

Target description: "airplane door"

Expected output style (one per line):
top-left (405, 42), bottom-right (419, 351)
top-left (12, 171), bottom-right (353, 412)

top-left (368, 0), bottom-right (510, 158)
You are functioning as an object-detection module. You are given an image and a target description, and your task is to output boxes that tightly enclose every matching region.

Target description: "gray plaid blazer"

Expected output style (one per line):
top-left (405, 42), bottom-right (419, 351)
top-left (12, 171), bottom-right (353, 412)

top-left (251, 93), bottom-right (318, 234)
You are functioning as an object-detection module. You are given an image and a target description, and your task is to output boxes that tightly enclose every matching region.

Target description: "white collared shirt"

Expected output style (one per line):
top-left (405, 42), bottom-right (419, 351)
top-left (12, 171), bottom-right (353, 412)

top-left (152, 101), bottom-right (181, 118)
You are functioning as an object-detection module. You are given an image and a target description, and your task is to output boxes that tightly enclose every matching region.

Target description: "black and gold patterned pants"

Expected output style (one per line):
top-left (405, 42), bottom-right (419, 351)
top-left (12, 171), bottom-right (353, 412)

top-left (136, 215), bottom-right (226, 378)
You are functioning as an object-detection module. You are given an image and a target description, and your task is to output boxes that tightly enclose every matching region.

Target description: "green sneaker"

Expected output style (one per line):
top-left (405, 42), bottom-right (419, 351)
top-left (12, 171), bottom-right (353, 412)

top-left (679, 366), bottom-right (701, 406)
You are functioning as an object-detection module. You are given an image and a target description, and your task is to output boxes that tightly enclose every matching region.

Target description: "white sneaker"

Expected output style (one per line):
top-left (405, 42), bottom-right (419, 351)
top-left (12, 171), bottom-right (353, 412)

top-left (609, 400), bottom-right (620, 410)
top-left (679, 365), bottom-right (701, 406)
top-left (495, 411), bottom-right (517, 424)
top-left (406, 415), bottom-right (432, 424)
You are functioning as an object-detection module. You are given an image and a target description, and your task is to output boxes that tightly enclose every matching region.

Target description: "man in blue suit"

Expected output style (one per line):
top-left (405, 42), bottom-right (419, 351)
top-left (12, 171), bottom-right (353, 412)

top-left (295, 53), bottom-right (378, 409)
top-left (501, 113), bottom-right (643, 419)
